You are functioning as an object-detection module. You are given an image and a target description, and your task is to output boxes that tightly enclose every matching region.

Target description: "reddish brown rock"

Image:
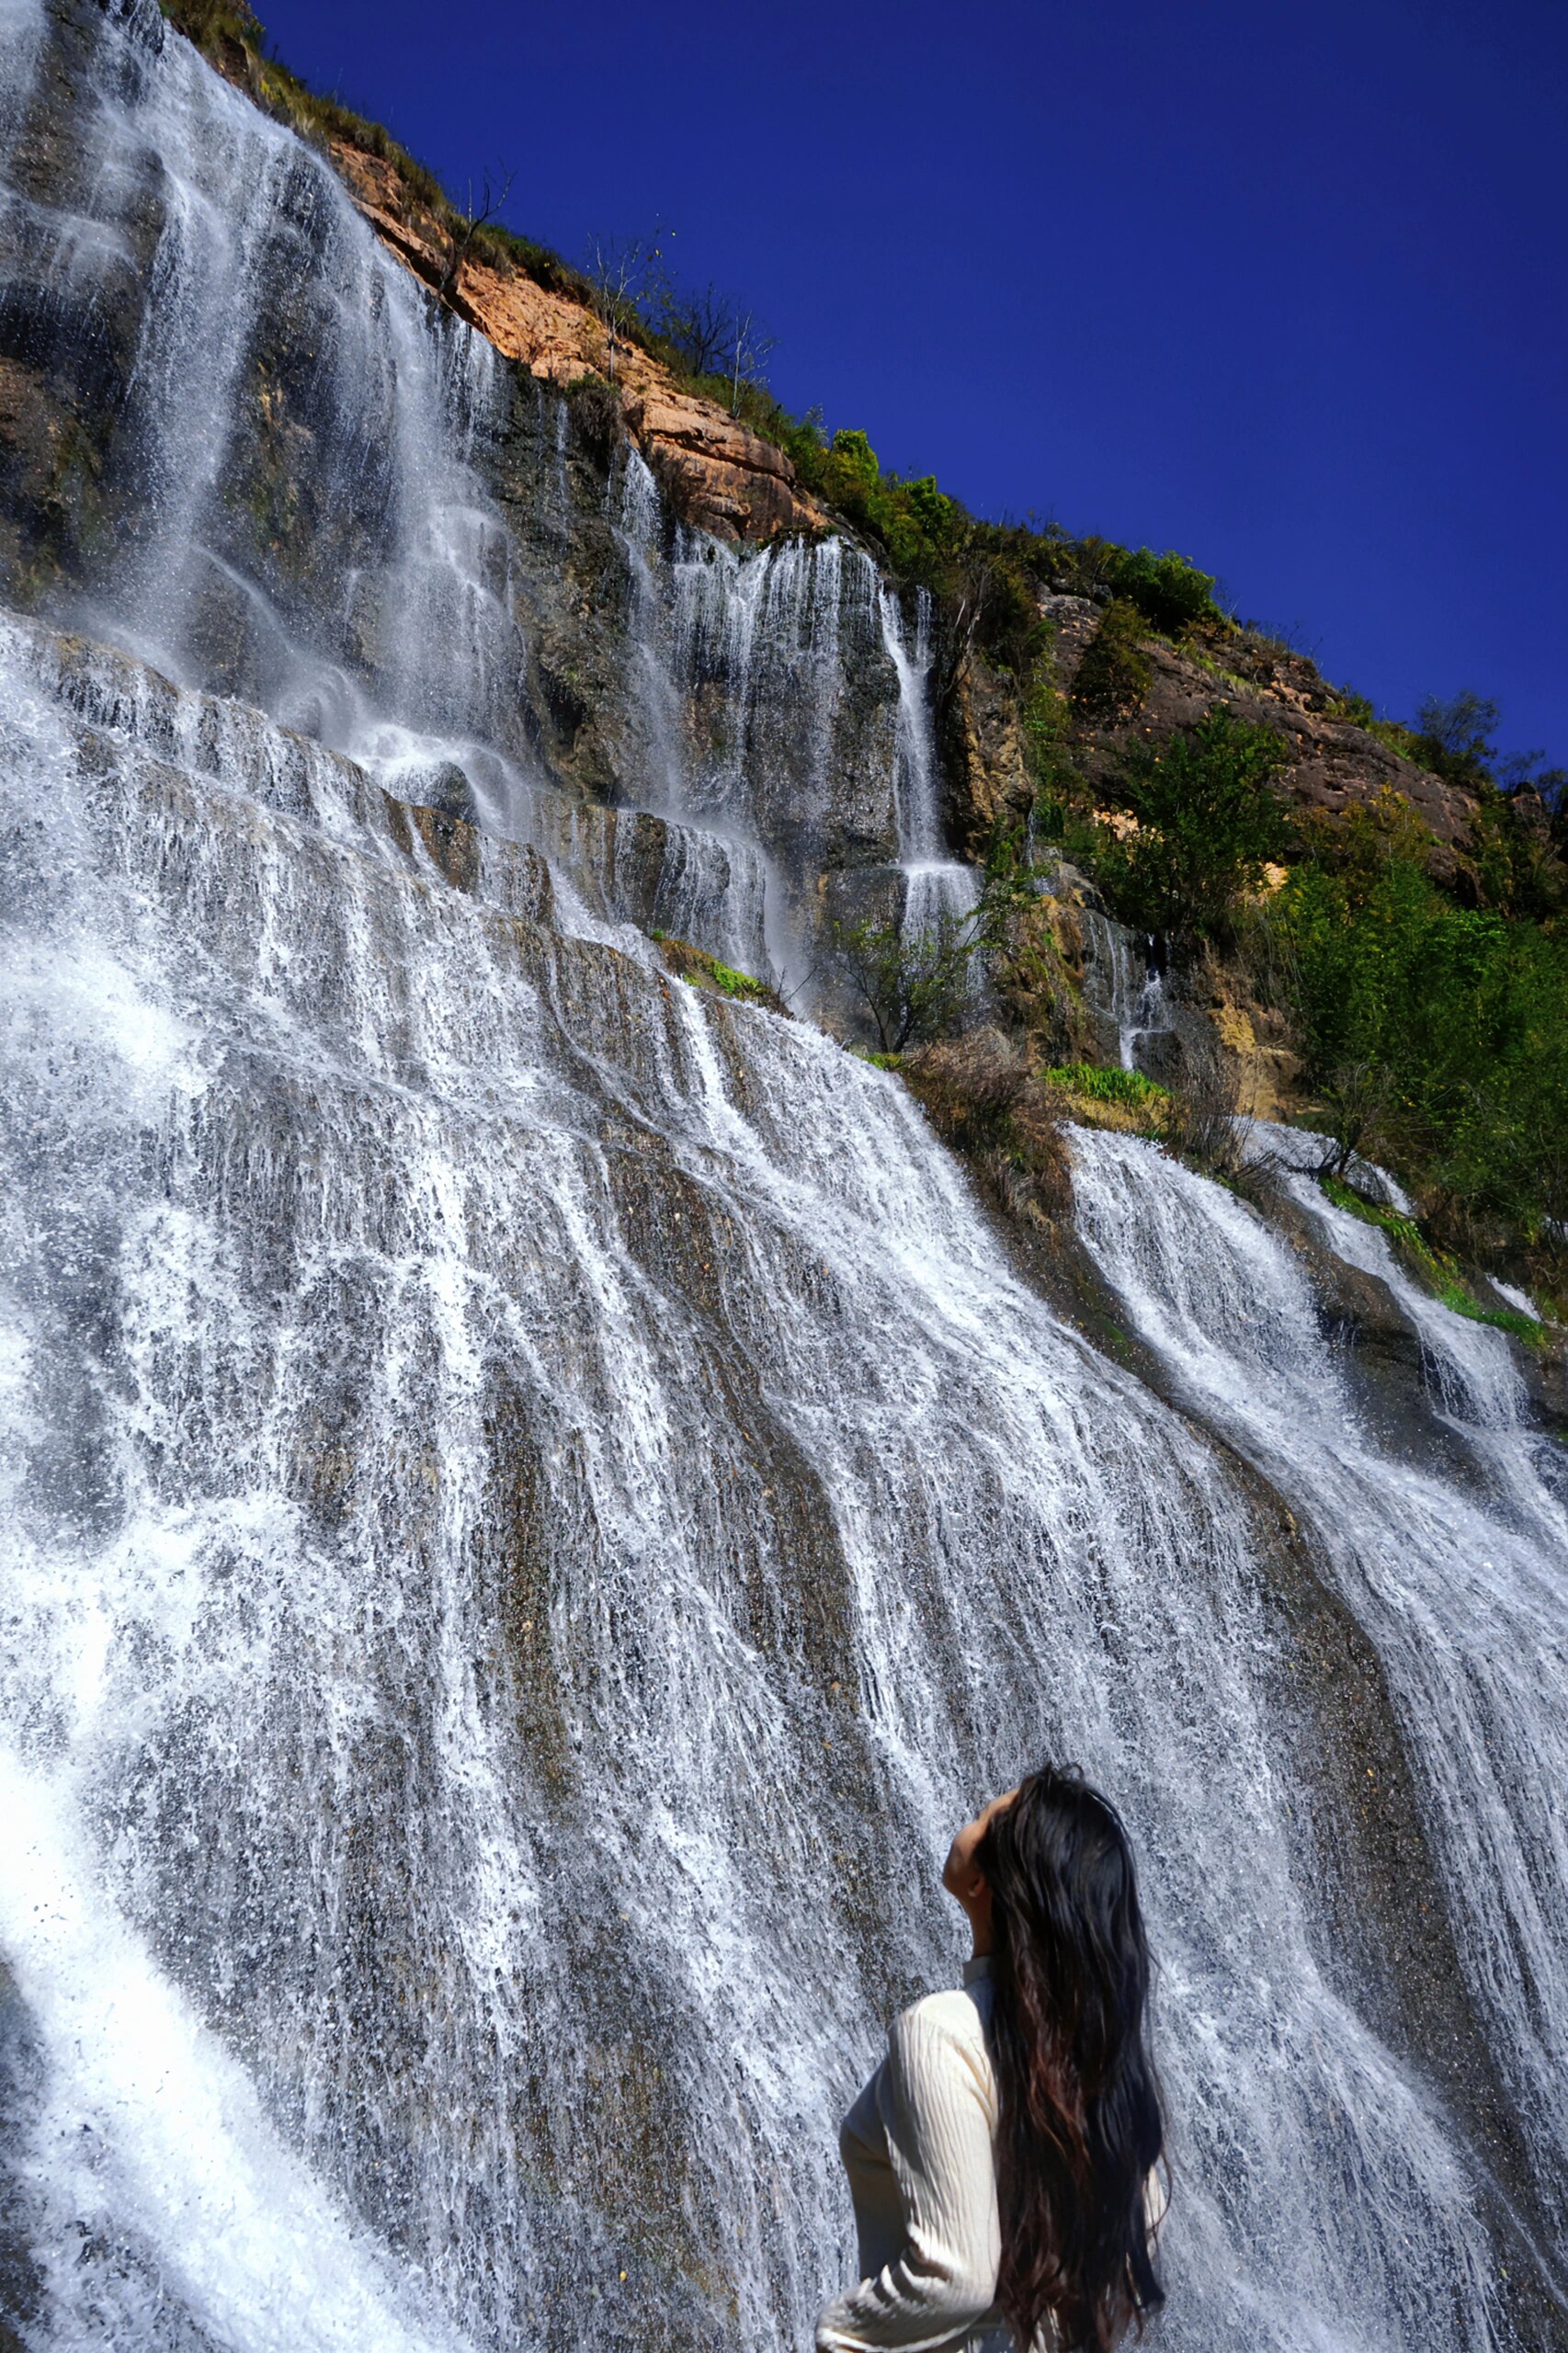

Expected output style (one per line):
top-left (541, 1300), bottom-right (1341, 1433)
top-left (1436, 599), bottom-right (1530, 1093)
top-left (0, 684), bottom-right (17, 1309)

top-left (620, 390), bottom-right (827, 544)
top-left (327, 145), bottom-right (823, 546)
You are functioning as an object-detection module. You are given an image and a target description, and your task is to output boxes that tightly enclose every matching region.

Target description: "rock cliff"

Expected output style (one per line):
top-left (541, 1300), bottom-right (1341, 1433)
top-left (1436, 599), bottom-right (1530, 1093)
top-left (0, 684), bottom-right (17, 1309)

top-left (327, 135), bottom-right (829, 547)
top-left (1, 13), bottom-right (1566, 2353)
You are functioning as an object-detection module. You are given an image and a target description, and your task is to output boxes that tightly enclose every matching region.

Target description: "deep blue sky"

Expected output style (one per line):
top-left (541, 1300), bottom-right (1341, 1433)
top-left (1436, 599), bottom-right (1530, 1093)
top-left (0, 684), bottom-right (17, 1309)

top-left (260, 0), bottom-right (1568, 763)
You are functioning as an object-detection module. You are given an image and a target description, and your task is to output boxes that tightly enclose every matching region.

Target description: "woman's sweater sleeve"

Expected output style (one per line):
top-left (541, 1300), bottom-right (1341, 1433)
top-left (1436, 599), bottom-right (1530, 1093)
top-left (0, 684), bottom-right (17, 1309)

top-left (816, 2003), bottom-right (1001, 2353)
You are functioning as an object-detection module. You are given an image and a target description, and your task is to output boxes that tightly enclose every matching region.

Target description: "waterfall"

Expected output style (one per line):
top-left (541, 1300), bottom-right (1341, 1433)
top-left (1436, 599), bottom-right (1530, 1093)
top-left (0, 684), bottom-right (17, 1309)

top-left (612, 453), bottom-right (910, 997)
top-left (1076, 907), bottom-right (1172, 1072)
top-left (1068, 1129), bottom-right (1568, 2250)
top-left (611, 452), bottom-right (834, 988)
top-left (877, 586), bottom-right (979, 937)
top-left (1, 6), bottom-right (1565, 2350)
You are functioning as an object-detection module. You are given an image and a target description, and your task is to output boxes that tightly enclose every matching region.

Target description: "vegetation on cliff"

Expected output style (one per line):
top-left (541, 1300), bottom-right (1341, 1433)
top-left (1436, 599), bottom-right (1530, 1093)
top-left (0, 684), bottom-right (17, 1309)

top-left (1268, 831), bottom-right (1568, 1260)
top-left (156, 0), bottom-right (1568, 1292)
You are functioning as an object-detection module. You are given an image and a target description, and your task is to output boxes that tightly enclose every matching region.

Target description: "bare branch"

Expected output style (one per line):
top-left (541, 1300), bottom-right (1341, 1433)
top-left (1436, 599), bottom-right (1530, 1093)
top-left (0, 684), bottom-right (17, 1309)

top-left (439, 166), bottom-right (516, 302)
top-left (583, 226), bottom-right (673, 382)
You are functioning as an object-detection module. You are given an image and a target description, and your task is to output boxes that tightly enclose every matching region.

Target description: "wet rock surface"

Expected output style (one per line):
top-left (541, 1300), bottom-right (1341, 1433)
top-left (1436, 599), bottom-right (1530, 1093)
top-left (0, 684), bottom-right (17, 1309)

top-left (0, 9), bottom-right (1565, 2353)
top-left (324, 142), bottom-right (828, 547)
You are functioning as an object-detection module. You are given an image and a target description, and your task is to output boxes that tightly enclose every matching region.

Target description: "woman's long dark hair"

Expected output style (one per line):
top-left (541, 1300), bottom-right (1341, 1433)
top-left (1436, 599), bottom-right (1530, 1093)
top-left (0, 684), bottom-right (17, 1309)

top-left (977, 1766), bottom-right (1165, 2352)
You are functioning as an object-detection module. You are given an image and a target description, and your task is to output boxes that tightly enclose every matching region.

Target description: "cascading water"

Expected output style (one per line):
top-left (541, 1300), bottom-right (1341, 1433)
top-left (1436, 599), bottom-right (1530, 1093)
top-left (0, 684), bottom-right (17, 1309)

top-left (1068, 1129), bottom-right (1568, 2253)
top-left (1, 6), bottom-right (1565, 2352)
top-left (1077, 907), bottom-right (1170, 1072)
top-left (877, 585), bottom-right (979, 938)
top-left (612, 455), bottom-right (873, 990)
top-left (611, 450), bottom-right (939, 998)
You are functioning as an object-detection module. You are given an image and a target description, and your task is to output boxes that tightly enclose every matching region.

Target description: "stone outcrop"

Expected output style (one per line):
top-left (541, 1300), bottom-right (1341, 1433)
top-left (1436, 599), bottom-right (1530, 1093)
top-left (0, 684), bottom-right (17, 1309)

top-left (1032, 598), bottom-right (1481, 874)
top-left (328, 143), bottom-right (824, 546)
top-left (620, 388), bottom-right (826, 542)
top-left (1120, 638), bottom-right (1480, 856)
top-left (946, 588), bottom-right (1480, 886)
top-left (937, 643), bottom-right (1030, 849)
top-left (1038, 590), bottom-right (1103, 687)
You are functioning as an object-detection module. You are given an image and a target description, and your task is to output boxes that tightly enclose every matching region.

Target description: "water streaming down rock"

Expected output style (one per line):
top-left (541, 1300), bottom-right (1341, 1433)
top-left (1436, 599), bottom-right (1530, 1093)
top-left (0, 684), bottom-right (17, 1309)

top-left (1077, 907), bottom-right (1170, 1072)
top-left (1069, 1129), bottom-right (1568, 2255)
top-left (1, 6), bottom-right (1566, 2350)
top-left (613, 449), bottom-right (918, 994)
top-left (876, 585), bottom-right (979, 938)
top-left (0, 0), bottom-right (880, 995)
top-left (0, 606), bottom-right (1529, 2353)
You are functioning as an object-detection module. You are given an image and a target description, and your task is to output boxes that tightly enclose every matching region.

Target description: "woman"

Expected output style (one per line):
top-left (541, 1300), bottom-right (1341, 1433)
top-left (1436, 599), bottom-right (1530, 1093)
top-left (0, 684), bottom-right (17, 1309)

top-left (816, 1768), bottom-right (1166, 2353)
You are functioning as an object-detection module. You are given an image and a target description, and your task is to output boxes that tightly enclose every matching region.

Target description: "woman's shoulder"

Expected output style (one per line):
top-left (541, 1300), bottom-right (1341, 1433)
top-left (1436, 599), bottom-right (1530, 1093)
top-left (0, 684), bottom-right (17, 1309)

top-left (892, 1985), bottom-right (994, 2064)
top-left (886, 1987), bottom-right (996, 2123)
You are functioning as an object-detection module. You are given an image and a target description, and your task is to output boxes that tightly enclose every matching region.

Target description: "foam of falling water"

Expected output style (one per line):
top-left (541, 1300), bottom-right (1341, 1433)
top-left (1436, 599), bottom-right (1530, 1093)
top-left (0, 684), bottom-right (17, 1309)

top-left (877, 586), bottom-right (977, 936)
top-left (0, 1754), bottom-right (463, 2353)
top-left (0, 600), bottom-right (1528, 2353)
top-left (878, 587), bottom-right (940, 863)
top-left (614, 455), bottom-right (906, 994)
top-left (1492, 1277), bottom-right (1542, 1324)
top-left (1, 5), bottom-right (1565, 2347)
top-left (0, 0), bottom-right (790, 988)
top-left (1128, 956), bottom-right (1166, 1062)
top-left (612, 449), bottom-right (806, 983)
top-left (1068, 1127), bottom-right (1568, 2257)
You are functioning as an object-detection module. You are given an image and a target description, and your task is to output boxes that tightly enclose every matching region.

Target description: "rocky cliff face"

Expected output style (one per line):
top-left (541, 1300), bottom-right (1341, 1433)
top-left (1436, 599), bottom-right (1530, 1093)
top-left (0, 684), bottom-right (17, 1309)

top-left (2, 12), bottom-right (1566, 2353)
top-left (945, 587), bottom-right (1481, 873)
top-left (0, 0), bottom-right (920, 1010)
top-left (324, 141), bottom-right (830, 548)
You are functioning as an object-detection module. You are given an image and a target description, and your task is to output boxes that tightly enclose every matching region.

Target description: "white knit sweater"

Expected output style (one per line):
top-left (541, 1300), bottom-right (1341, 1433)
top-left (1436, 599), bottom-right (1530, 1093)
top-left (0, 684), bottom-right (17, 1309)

top-left (816, 1957), bottom-right (1010, 2353)
top-left (816, 1958), bottom-right (1165, 2353)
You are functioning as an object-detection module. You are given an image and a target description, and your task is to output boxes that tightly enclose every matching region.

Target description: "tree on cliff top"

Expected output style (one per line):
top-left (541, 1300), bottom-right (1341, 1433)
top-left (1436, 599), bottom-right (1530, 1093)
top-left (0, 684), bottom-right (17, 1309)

top-left (584, 228), bottom-right (672, 381)
top-left (1096, 707), bottom-right (1290, 937)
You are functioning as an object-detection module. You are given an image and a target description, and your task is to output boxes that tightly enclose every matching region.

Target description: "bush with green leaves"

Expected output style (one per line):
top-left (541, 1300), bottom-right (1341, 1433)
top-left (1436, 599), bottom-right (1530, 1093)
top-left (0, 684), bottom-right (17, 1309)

top-left (1269, 853), bottom-right (1568, 1249)
top-left (1094, 708), bottom-right (1290, 936)
top-left (1070, 599), bottom-right (1153, 722)
top-left (834, 907), bottom-right (983, 1055)
top-left (834, 855), bottom-right (1038, 1054)
top-left (1105, 546), bottom-right (1221, 635)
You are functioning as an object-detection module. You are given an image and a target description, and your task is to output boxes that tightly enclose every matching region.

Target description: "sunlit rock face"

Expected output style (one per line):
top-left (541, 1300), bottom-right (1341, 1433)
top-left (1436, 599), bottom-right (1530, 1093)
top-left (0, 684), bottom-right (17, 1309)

top-left (0, 0), bottom-right (913, 996)
top-left (1, 7), bottom-right (1566, 2353)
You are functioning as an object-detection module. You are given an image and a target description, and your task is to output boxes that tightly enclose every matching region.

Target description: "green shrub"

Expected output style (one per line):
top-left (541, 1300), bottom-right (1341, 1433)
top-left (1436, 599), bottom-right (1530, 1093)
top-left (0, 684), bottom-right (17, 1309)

top-left (1094, 708), bottom-right (1290, 936)
top-left (706, 957), bottom-right (768, 1002)
top-left (1071, 599), bottom-right (1153, 722)
top-left (907, 475), bottom-right (960, 544)
top-left (1274, 857), bottom-right (1568, 1247)
top-left (834, 907), bottom-right (985, 1055)
top-left (1410, 690), bottom-right (1500, 789)
top-left (1107, 546), bottom-right (1221, 635)
top-left (834, 858), bottom-right (1035, 1054)
top-left (160, 0), bottom-right (262, 46)
top-left (1044, 1063), bottom-right (1168, 1108)
top-left (1021, 669), bottom-right (1086, 806)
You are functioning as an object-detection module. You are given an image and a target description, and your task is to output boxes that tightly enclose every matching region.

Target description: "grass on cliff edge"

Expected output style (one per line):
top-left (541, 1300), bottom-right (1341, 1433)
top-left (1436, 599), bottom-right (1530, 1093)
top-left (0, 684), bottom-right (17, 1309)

top-left (653, 933), bottom-right (785, 1014)
top-left (1318, 1173), bottom-right (1548, 1345)
top-left (1044, 1063), bottom-right (1169, 1117)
